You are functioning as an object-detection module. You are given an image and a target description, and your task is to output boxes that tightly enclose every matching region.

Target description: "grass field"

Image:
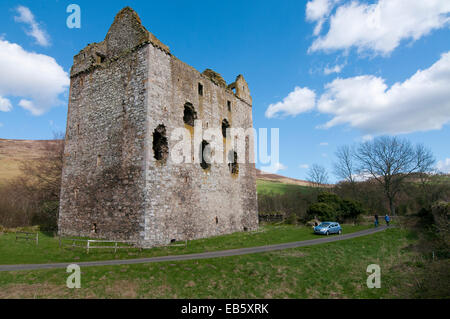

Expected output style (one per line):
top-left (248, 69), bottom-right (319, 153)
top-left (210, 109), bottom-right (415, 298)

top-left (256, 180), bottom-right (313, 195)
top-left (0, 227), bottom-right (441, 298)
top-left (0, 224), bottom-right (370, 265)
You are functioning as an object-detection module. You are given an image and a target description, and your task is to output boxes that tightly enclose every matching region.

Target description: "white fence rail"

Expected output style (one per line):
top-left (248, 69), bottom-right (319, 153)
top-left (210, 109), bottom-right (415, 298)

top-left (59, 237), bottom-right (141, 253)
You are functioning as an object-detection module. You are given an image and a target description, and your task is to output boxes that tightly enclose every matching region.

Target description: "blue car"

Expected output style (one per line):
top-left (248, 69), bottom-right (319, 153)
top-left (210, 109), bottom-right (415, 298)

top-left (314, 222), bottom-right (342, 236)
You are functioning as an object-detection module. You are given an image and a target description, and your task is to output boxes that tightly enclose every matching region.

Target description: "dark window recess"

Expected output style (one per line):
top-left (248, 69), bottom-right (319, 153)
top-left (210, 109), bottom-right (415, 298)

top-left (198, 83), bottom-right (203, 96)
top-left (170, 239), bottom-right (176, 243)
top-left (92, 223), bottom-right (97, 233)
top-left (183, 103), bottom-right (197, 126)
top-left (200, 140), bottom-right (211, 170)
top-left (215, 217), bottom-right (219, 224)
top-left (227, 101), bottom-right (231, 112)
top-left (244, 227), bottom-right (248, 232)
top-left (222, 119), bottom-right (230, 138)
top-left (153, 124), bottom-right (169, 162)
top-left (228, 151), bottom-right (239, 175)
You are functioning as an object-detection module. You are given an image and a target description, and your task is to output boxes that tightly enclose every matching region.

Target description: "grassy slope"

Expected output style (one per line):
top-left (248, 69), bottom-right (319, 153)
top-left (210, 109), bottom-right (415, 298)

top-left (0, 228), bottom-right (435, 298)
top-left (0, 224), bottom-right (370, 265)
top-left (256, 180), bottom-right (313, 195)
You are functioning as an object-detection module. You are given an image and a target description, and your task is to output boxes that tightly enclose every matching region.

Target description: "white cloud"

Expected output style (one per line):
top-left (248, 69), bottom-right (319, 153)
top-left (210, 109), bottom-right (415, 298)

top-left (436, 158), bottom-right (450, 173)
top-left (308, 0), bottom-right (450, 56)
top-left (0, 39), bottom-right (69, 115)
top-left (317, 51), bottom-right (450, 134)
top-left (265, 87), bottom-right (316, 118)
top-left (299, 164), bottom-right (309, 169)
top-left (306, 0), bottom-right (341, 35)
top-left (324, 63), bottom-right (345, 75)
top-left (0, 95), bottom-right (12, 112)
top-left (261, 162), bottom-right (287, 174)
top-left (319, 142), bottom-right (329, 146)
top-left (0, 123), bottom-right (3, 128)
top-left (266, 51), bottom-right (450, 135)
top-left (14, 6), bottom-right (50, 47)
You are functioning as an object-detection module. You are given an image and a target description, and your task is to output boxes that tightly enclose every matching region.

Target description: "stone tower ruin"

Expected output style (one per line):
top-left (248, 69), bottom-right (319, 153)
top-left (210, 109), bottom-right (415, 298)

top-left (58, 7), bottom-right (258, 247)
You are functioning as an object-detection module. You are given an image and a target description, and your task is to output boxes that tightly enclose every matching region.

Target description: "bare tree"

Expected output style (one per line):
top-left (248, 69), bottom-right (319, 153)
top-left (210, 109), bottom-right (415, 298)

top-left (354, 136), bottom-right (435, 215)
top-left (333, 145), bottom-right (356, 184)
top-left (307, 164), bottom-right (329, 188)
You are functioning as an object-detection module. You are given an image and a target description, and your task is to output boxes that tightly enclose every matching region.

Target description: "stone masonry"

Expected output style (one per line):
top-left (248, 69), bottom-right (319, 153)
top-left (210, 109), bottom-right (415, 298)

top-left (58, 7), bottom-right (258, 247)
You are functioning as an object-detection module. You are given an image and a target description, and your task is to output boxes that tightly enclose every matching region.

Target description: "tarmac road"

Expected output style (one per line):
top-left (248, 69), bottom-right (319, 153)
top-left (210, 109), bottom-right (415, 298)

top-left (0, 226), bottom-right (388, 272)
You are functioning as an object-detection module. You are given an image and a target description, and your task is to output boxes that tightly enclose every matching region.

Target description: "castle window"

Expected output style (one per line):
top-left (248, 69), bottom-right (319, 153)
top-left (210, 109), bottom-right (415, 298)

top-left (200, 140), bottom-right (211, 170)
top-left (183, 103), bottom-right (197, 126)
top-left (228, 151), bottom-right (239, 176)
top-left (227, 101), bottom-right (231, 112)
top-left (198, 83), bottom-right (203, 96)
top-left (153, 124), bottom-right (168, 162)
top-left (215, 216), bottom-right (218, 224)
top-left (222, 119), bottom-right (230, 138)
top-left (96, 155), bottom-right (102, 167)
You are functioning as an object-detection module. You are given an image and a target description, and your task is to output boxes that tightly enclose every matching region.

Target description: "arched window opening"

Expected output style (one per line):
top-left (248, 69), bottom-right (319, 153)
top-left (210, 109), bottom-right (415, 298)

top-left (153, 124), bottom-right (168, 162)
top-left (183, 103), bottom-right (197, 126)
top-left (200, 140), bottom-right (211, 170)
top-left (222, 119), bottom-right (230, 138)
top-left (228, 151), bottom-right (239, 176)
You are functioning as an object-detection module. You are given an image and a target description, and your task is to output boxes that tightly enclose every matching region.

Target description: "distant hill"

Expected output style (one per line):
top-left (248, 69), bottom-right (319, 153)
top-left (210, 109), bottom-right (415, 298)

top-left (0, 139), bottom-right (56, 184)
top-left (0, 139), bottom-right (324, 191)
top-left (256, 168), bottom-right (316, 187)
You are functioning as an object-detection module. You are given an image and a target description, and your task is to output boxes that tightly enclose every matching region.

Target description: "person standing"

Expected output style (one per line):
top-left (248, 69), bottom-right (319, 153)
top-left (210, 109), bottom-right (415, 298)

top-left (374, 214), bottom-right (379, 227)
top-left (385, 214), bottom-right (390, 227)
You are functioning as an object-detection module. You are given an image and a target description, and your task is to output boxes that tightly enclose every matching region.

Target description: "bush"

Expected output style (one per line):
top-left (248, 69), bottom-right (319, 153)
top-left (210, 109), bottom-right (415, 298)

top-left (307, 192), bottom-right (365, 222)
top-left (307, 202), bottom-right (335, 221)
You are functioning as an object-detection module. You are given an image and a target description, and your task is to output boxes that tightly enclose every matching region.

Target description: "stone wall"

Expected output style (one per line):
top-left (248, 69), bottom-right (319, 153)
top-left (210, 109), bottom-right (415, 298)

top-left (58, 7), bottom-right (258, 247)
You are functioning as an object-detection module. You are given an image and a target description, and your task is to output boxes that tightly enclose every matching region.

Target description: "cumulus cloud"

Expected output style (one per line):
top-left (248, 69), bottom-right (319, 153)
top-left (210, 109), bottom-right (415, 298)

top-left (265, 51), bottom-right (450, 135)
top-left (308, 0), bottom-right (450, 55)
top-left (265, 87), bottom-right (316, 118)
top-left (299, 164), bottom-right (309, 169)
top-left (0, 95), bottom-right (12, 112)
top-left (14, 6), bottom-right (50, 47)
top-left (0, 39), bottom-right (69, 115)
top-left (319, 142), bottom-right (329, 146)
top-left (306, 0), bottom-right (341, 35)
top-left (317, 51), bottom-right (450, 134)
top-left (436, 158), bottom-right (450, 173)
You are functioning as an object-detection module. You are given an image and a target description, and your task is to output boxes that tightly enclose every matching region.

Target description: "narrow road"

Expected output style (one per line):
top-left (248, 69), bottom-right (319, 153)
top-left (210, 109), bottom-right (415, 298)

top-left (0, 226), bottom-right (388, 272)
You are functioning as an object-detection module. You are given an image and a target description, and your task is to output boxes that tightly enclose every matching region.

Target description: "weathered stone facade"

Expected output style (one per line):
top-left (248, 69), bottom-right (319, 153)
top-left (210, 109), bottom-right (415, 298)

top-left (59, 7), bottom-right (258, 247)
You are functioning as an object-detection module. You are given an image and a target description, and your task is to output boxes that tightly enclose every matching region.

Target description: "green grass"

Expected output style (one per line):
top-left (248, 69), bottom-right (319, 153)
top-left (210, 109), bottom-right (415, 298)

top-left (0, 228), bottom-right (435, 298)
top-left (0, 224), bottom-right (370, 265)
top-left (256, 180), bottom-right (313, 195)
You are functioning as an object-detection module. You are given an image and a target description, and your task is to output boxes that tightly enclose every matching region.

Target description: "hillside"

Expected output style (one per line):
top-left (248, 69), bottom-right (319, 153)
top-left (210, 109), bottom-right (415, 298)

top-left (0, 139), bottom-right (57, 184)
top-left (0, 139), bottom-right (318, 192)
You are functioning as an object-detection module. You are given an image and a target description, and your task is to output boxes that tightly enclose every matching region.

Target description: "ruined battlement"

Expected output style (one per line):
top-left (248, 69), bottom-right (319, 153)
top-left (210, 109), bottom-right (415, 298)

top-left (70, 7), bottom-right (252, 106)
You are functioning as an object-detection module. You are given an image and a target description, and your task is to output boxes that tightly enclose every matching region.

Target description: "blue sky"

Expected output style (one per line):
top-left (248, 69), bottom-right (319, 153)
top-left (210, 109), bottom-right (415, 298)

top-left (0, 0), bottom-right (449, 181)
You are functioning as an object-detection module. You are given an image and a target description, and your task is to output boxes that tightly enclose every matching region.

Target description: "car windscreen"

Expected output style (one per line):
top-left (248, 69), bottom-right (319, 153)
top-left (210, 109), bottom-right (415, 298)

top-left (318, 223), bottom-right (331, 227)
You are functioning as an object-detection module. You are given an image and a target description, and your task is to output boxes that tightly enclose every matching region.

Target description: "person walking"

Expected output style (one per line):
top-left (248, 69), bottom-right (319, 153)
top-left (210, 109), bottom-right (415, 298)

top-left (385, 214), bottom-right (390, 227)
top-left (374, 214), bottom-right (379, 227)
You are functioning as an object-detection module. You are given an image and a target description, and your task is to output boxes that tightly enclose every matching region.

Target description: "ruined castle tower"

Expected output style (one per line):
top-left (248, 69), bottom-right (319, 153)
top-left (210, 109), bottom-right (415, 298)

top-left (58, 7), bottom-right (258, 247)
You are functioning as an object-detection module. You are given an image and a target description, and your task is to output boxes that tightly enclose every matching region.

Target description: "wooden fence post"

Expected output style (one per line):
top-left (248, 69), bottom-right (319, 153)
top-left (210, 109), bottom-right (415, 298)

top-left (87, 240), bottom-right (90, 254)
top-left (36, 233), bottom-right (39, 246)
